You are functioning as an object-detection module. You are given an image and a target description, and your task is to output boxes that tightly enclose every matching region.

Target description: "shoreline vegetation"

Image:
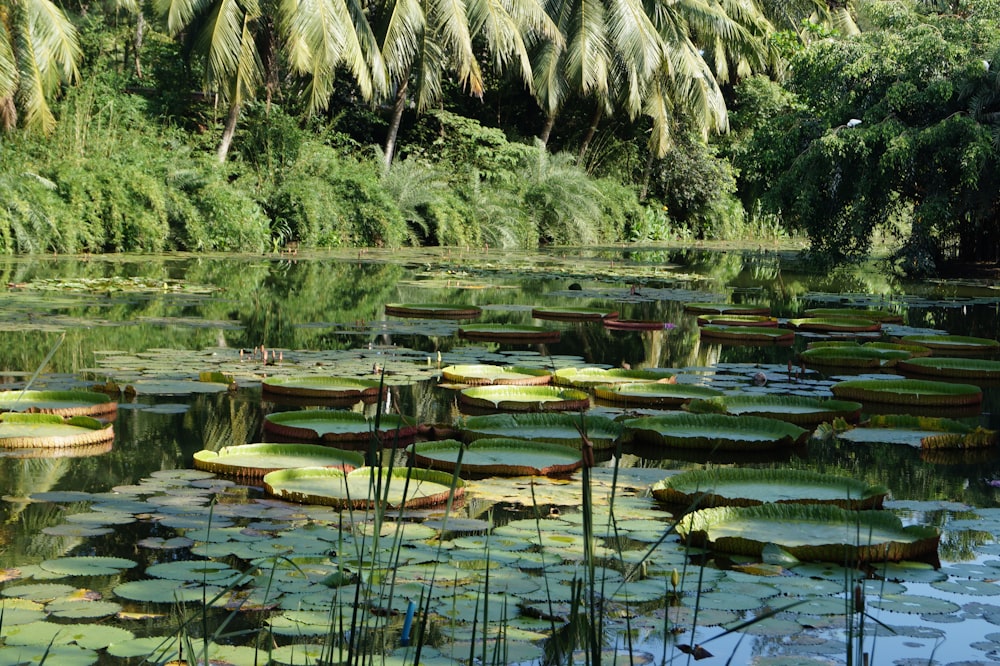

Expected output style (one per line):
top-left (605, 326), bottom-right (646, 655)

top-left (0, 0), bottom-right (997, 275)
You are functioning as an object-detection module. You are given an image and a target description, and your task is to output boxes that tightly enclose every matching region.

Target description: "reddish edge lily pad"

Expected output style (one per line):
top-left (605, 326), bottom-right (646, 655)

top-left (696, 314), bottom-right (779, 327)
top-left (830, 378), bottom-right (982, 407)
top-left (699, 326), bottom-right (795, 345)
top-left (440, 365), bottom-right (552, 386)
top-left (193, 443), bottom-right (365, 478)
top-left (407, 438), bottom-right (582, 477)
top-left (652, 468), bottom-right (888, 510)
top-left (260, 377), bottom-right (384, 400)
top-left (593, 383), bottom-right (724, 407)
top-left (0, 413), bottom-right (114, 449)
top-left (603, 319), bottom-right (676, 331)
top-left (531, 306), bottom-right (619, 321)
top-left (788, 317), bottom-right (882, 333)
top-left (0, 390), bottom-right (117, 418)
top-left (684, 395), bottom-right (863, 426)
top-left (459, 413), bottom-right (623, 450)
top-left (804, 308), bottom-right (904, 323)
top-left (384, 303), bottom-right (482, 319)
top-left (677, 504), bottom-right (940, 563)
top-left (459, 385), bottom-right (590, 412)
top-left (623, 413), bottom-right (808, 450)
top-left (683, 303), bottom-right (771, 316)
top-left (262, 410), bottom-right (418, 447)
top-left (458, 324), bottom-right (560, 344)
top-left (553, 367), bottom-right (674, 388)
top-left (263, 466), bottom-right (464, 509)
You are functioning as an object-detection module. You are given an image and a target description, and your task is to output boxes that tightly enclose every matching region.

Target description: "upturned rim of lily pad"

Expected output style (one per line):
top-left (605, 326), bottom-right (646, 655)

top-left (807, 340), bottom-right (932, 357)
top-left (677, 504), bottom-right (940, 563)
top-left (803, 307), bottom-right (904, 323)
top-left (695, 314), bottom-right (779, 327)
top-left (262, 410), bottom-right (418, 446)
top-left (458, 324), bottom-right (561, 344)
top-left (530, 306), bottom-right (619, 321)
top-left (651, 468), bottom-right (888, 510)
top-left (440, 364), bottom-right (553, 386)
top-left (623, 413), bottom-right (808, 450)
top-left (899, 334), bottom-right (1000, 355)
top-left (406, 438), bottom-right (582, 477)
top-left (260, 376), bottom-right (384, 400)
top-left (593, 382), bottom-right (724, 407)
top-left (603, 319), bottom-right (676, 331)
top-left (699, 325), bottom-right (795, 345)
top-left (830, 378), bottom-right (983, 406)
top-left (788, 317), bottom-right (882, 333)
top-left (0, 390), bottom-right (117, 418)
top-left (384, 303), bottom-right (482, 319)
top-left (684, 395), bottom-right (864, 426)
top-left (897, 356), bottom-right (1000, 380)
top-left (458, 385), bottom-right (590, 412)
top-left (552, 366), bottom-right (674, 388)
top-left (459, 412), bottom-right (623, 450)
top-left (683, 303), bottom-right (771, 315)
top-left (0, 413), bottom-right (115, 448)
top-left (262, 466), bottom-right (464, 509)
top-left (193, 443), bottom-right (366, 477)
top-left (798, 345), bottom-right (913, 368)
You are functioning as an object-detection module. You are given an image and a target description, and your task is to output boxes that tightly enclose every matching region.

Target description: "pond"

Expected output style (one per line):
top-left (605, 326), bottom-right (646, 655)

top-left (1, 247), bottom-right (999, 665)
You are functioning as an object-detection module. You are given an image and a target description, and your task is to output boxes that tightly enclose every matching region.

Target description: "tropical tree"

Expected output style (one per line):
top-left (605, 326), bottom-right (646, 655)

top-left (0, 0), bottom-right (81, 133)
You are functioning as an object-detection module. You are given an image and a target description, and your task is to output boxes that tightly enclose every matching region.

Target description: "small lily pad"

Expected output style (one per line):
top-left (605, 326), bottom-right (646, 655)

top-left (38, 556), bottom-right (138, 577)
top-left (531, 306), bottom-right (618, 321)
top-left (788, 317), bottom-right (881, 333)
top-left (900, 334), bottom-right (1000, 356)
top-left (593, 382), bottom-right (724, 407)
top-left (699, 326), bottom-right (795, 345)
top-left (684, 303), bottom-right (771, 315)
top-left (684, 395), bottom-right (863, 426)
top-left (696, 314), bottom-right (779, 327)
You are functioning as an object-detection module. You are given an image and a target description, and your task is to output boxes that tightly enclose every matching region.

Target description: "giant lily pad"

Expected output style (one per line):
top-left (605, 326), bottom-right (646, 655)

top-left (440, 364), bottom-right (552, 386)
top-left (263, 466), bottom-right (464, 509)
top-left (623, 413), bottom-right (808, 450)
top-left (699, 326), bottom-right (795, 345)
top-left (0, 390), bottom-right (117, 418)
top-left (788, 317), bottom-right (881, 333)
top-left (406, 438), bottom-right (582, 476)
top-left (458, 385), bottom-right (590, 412)
top-left (459, 413), bottom-right (623, 449)
top-left (651, 468), bottom-right (888, 510)
top-left (553, 366), bottom-right (673, 388)
top-left (593, 383), bottom-right (724, 407)
top-left (193, 443), bottom-right (365, 477)
top-left (0, 413), bottom-right (114, 449)
top-left (799, 345), bottom-right (913, 368)
top-left (262, 410), bottom-right (418, 447)
top-left (897, 356), bottom-right (1000, 381)
top-left (684, 395), bottom-right (863, 426)
top-left (603, 319), bottom-right (676, 331)
top-left (458, 324), bottom-right (560, 344)
top-left (385, 303), bottom-right (482, 319)
top-left (696, 314), bottom-right (779, 327)
top-left (804, 308), bottom-right (904, 323)
top-left (831, 415), bottom-right (998, 450)
top-left (531, 306), bottom-right (618, 321)
top-left (899, 334), bottom-right (1000, 356)
top-left (830, 378), bottom-right (982, 407)
top-left (677, 504), bottom-right (940, 563)
top-left (684, 303), bottom-right (771, 315)
top-left (260, 376), bottom-right (384, 401)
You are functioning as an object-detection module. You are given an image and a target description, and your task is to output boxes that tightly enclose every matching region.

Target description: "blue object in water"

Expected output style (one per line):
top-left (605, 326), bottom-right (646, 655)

top-left (401, 600), bottom-right (417, 646)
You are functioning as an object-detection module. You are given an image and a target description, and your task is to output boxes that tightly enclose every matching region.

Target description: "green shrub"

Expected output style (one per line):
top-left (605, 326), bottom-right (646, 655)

top-left (0, 170), bottom-right (71, 253)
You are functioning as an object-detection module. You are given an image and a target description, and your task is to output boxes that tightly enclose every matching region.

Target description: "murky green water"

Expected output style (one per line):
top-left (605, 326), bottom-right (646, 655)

top-left (1, 247), bottom-right (999, 665)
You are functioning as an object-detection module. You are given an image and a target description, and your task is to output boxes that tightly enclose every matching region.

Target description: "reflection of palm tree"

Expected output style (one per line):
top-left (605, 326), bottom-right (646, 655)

top-left (0, 458), bottom-right (85, 566)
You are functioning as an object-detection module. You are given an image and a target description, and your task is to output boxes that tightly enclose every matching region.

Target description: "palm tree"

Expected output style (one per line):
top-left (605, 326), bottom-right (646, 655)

top-left (0, 0), bottom-right (81, 133)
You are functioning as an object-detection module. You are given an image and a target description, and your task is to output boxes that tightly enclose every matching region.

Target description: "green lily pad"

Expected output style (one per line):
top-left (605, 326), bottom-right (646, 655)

top-left (112, 580), bottom-right (225, 603)
top-left (459, 412), bottom-right (623, 449)
top-left (38, 556), bottom-right (138, 577)
top-left (385, 303), bottom-right (482, 318)
top-left (684, 395), bottom-right (863, 426)
top-left (407, 438), bottom-right (582, 476)
top-left (699, 325), bottom-right (795, 345)
top-left (602, 319), bottom-right (677, 331)
top-left (440, 364), bottom-right (552, 385)
top-left (261, 376), bottom-right (384, 401)
top-left (263, 466), bottom-right (464, 509)
top-left (0, 413), bottom-right (114, 449)
top-left (834, 414), bottom-right (998, 450)
top-left (799, 345), bottom-right (913, 368)
top-left (623, 413), bottom-right (808, 450)
top-left (696, 314), bottom-right (779, 327)
top-left (553, 366), bottom-right (672, 388)
top-left (678, 504), bottom-right (940, 562)
top-left (898, 356), bottom-right (1000, 380)
top-left (651, 468), bottom-right (887, 510)
top-left (593, 382), bottom-right (724, 407)
top-left (804, 307), bottom-right (904, 323)
top-left (0, 390), bottom-right (117, 418)
top-left (458, 324), bottom-right (560, 344)
top-left (262, 410), bottom-right (418, 446)
top-left (684, 303), bottom-right (771, 315)
top-left (900, 334), bottom-right (1000, 356)
top-left (830, 378), bottom-right (982, 407)
top-left (458, 385), bottom-right (590, 412)
top-left (531, 306), bottom-right (618, 321)
top-left (788, 317), bottom-right (881, 333)
top-left (193, 443), bottom-right (365, 478)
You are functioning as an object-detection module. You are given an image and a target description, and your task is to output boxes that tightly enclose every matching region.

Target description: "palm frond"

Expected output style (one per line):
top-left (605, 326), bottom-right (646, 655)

top-left (199, 0), bottom-right (263, 101)
top-left (154, 0), bottom-right (214, 36)
top-left (376, 0), bottom-right (425, 88)
top-left (22, 0), bottom-right (80, 86)
top-left (565, 0), bottom-right (611, 96)
top-left (433, 0), bottom-right (485, 95)
top-left (0, 27), bottom-right (17, 102)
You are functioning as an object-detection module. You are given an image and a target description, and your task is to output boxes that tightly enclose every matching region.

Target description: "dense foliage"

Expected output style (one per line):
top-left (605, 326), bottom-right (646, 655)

top-left (0, 0), bottom-right (997, 272)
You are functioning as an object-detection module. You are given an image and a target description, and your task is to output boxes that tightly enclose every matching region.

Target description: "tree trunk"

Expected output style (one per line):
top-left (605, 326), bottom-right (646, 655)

top-left (217, 98), bottom-right (241, 163)
top-left (539, 114), bottom-right (556, 147)
top-left (132, 11), bottom-right (145, 79)
top-left (577, 104), bottom-right (603, 166)
top-left (639, 151), bottom-right (654, 202)
top-left (383, 80), bottom-right (408, 169)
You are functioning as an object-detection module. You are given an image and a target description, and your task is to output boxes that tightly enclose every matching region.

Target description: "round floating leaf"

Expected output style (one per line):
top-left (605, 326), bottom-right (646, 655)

top-left (0, 413), bottom-right (114, 449)
top-left (602, 319), bottom-right (676, 331)
top-left (699, 325), bottom-right (795, 345)
top-left (458, 324), bottom-right (560, 344)
top-left (868, 594), bottom-right (960, 615)
top-left (830, 378), bottom-right (982, 407)
top-left (261, 376), bottom-right (384, 400)
top-left (900, 334), bottom-right (1000, 356)
top-left (385, 303), bottom-right (482, 318)
top-left (407, 438), bottom-right (582, 476)
top-left (788, 317), bottom-right (881, 333)
top-left (593, 382), bottom-right (724, 407)
top-left (46, 599), bottom-right (122, 619)
top-left (458, 385), bottom-right (590, 412)
top-left (0, 644), bottom-right (97, 665)
top-left (804, 308), bottom-right (904, 323)
top-left (193, 443), bottom-right (365, 478)
top-left (144, 560), bottom-right (244, 584)
top-left (460, 412), bottom-right (622, 449)
top-left (113, 580), bottom-right (224, 603)
top-left (2, 584), bottom-right (79, 601)
top-left (531, 306), bottom-right (618, 321)
top-left (440, 365), bottom-right (552, 386)
top-left (0, 390), bottom-right (117, 418)
top-left (623, 413), bottom-right (808, 451)
top-left (553, 367), bottom-right (673, 388)
top-left (263, 466), bottom-right (465, 509)
top-left (262, 410), bottom-right (417, 446)
top-left (836, 414), bottom-right (998, 450)
top-left (684, 303), bottom-right (771, 315)
top-left (799, 346), bottom-right (912, 368)
top-left (898, 356), bottom-right (1000, 380)
top-left (38, 556), bottom-right (137, 577)
top-left (677, 504), bottom-right (940, 563)
top-left (651, 468), bottom-right (887, 510)
top-left (684, 395), bottom-right (863, 426)
top-left (696, 314), bottom-right (779, 327)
